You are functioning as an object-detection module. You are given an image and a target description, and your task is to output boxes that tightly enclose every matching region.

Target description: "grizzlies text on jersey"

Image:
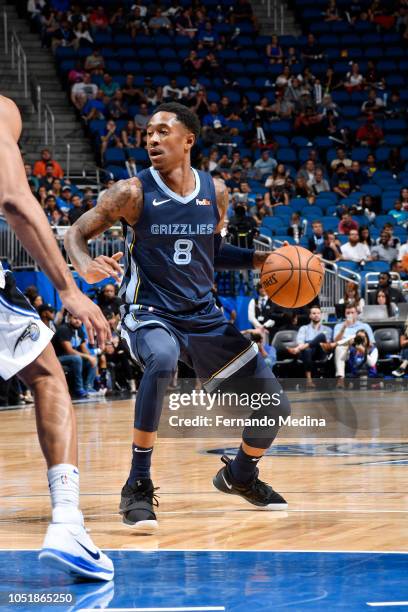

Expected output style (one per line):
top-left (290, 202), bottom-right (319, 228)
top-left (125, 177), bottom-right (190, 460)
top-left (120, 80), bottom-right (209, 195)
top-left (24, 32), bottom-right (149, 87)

top-left (119, 167), bottom-right (220, 313)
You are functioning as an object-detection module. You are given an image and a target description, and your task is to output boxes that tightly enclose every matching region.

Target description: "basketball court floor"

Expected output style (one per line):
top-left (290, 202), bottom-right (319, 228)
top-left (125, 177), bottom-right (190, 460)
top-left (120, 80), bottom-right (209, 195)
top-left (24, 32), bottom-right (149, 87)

top-left (0, 388), bottom-right (407, 611)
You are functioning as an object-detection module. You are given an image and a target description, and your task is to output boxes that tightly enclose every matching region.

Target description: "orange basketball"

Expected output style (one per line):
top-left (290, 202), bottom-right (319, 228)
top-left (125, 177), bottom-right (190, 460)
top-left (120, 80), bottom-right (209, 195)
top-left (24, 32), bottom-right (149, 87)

top-left (260, 245), bottom-right (325, 308)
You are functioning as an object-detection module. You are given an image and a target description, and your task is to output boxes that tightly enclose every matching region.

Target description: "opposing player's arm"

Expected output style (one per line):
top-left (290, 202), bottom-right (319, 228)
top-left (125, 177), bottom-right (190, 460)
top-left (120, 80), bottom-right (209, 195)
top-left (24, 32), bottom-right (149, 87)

top-left (64, 178), bottom-right (143, 284)
top-left (213, 177), bottom-right (271, 270)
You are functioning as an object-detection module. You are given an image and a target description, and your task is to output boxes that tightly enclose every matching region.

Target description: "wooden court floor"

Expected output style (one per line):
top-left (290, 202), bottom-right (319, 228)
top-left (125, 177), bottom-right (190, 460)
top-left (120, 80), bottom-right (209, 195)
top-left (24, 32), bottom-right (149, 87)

top-left (0, 391), bottom-right (407, 553)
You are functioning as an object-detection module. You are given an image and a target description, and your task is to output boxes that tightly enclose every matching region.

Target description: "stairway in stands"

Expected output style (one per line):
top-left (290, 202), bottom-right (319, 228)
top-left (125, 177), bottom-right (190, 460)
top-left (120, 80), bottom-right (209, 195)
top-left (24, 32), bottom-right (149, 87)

top-left (0, 0), bottom-right (96, 177)
top-left (251, 0), bottom-right (301, 36)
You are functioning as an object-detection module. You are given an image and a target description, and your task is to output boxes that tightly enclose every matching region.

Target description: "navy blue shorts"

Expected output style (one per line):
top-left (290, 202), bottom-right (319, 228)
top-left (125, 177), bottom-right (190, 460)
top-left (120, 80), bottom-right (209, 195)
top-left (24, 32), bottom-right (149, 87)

top-left (120, 302), bottom-right (258, 391)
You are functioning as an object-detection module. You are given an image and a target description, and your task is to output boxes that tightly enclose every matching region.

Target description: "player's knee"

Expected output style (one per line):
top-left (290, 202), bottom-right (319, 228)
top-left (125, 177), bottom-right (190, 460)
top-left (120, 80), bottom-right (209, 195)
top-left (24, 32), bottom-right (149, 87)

top-left (147, 346), bottom-right (178, 374)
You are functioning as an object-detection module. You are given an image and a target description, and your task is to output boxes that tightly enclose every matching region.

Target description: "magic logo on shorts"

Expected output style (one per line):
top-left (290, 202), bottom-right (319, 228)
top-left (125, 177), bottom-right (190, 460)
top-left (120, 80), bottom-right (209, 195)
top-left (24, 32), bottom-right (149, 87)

top-left (13, 322), bottom-right (40, 353)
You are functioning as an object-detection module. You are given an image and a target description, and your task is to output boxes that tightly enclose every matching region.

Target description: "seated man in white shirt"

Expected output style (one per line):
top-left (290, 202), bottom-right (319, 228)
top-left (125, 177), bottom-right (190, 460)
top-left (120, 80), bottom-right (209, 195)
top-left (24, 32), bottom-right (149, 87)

top-left (247, 284), bottom-right (276, 343)
top-left (340, 229), bottom-right (372, 264)
top-left (331, 304), bottom-right (375, 388)
top-left (287, 306), bottom-right (332, 388)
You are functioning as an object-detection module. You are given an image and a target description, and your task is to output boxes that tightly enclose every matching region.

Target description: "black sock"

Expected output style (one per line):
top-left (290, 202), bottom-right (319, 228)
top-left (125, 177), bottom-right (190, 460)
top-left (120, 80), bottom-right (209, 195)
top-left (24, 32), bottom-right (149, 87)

top-left (230, 445), bottom-right (262, 484)
top-left (128, 444), bottom-right (153, 486)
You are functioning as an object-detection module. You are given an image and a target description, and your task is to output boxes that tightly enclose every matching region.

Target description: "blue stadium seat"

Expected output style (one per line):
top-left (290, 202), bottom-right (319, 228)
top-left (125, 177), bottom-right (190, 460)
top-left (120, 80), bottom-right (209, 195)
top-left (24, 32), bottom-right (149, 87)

top-left (289, 198), bottom-right (309, 211)
top-left (126, 148), bottom-right (149, 164)
top-left (321, 217), bottom-right (339, 231)
top-left (363, 261), bottom-right (390, 273)
top-left (104, 149), bottom-right (126, 165)
top-left (374, 215), bottom-right (395, 228)
top-left (273, 206), bottom-right (292, 220)
top-left (261, 218), bottom-right (285, 234)
top-left (277, 148), bottom-right (297, 164)
top-left (338, 260), bottom-right (361, 273)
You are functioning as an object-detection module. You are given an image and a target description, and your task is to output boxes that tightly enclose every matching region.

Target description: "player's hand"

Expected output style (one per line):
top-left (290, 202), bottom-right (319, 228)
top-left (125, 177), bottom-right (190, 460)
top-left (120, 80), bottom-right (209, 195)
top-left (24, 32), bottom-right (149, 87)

top-left (59, 289), bottom-right (111, 349)
top-left (82, 252), bottom-right (123, 284)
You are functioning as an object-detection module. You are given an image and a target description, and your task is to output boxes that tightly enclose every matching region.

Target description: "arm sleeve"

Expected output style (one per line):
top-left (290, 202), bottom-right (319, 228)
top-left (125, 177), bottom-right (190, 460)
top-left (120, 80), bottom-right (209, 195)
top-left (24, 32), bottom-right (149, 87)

top-left (214, 236), bottom-right (255, 270)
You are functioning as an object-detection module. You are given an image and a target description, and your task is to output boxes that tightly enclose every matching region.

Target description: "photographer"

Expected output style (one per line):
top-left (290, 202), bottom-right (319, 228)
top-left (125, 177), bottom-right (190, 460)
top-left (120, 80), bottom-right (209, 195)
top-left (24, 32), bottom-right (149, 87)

top-left (228, 199), bottom-right (258, 249)
top-left (346, 330), bottom-right (378, 379)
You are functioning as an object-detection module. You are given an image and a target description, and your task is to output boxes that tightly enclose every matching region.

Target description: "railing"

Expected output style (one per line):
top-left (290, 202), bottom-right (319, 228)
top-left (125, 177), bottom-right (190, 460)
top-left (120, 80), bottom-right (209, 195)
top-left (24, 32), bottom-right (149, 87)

top-left (10, 31), bottom-right (28, 98)
top-left (3, 9), bottom-right (8, 54)
top-left (66, 144), bottom-right (71, 179)
top-left (263, 0), bottom-right (285, 34)
top-left (29, 75), bottom-right (42, 127)
top-left (44, 104), bottom-right (56, 147)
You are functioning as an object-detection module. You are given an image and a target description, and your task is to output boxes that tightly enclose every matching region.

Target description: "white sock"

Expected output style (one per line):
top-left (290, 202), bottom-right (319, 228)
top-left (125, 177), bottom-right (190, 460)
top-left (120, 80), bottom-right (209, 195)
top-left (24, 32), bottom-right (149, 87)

top-left (47, 463), bottom-right (83, 525)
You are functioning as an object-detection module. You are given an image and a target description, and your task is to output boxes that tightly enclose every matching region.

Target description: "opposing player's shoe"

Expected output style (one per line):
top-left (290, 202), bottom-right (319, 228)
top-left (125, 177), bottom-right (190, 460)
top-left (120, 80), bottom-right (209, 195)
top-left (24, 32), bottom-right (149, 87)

top-left (213, 455), bottom-right (288, 510)
top-left (119, 479), bottom-right (159, 533)
top-left (39, 521), bottom-right (114, 581)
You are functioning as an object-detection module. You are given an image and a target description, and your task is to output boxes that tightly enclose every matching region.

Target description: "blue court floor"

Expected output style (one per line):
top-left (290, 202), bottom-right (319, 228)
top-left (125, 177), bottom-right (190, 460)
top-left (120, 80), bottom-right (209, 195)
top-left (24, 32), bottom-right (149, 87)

top-left (0, 550), bottom-right (407, 611)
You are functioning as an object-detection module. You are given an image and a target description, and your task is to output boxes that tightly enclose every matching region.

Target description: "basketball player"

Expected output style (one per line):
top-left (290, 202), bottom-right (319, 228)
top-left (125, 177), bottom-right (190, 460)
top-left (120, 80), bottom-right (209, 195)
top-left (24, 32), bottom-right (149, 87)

top-left (65, 103), bottom-right (291, 532)
top-left (0, 95), bottom-right (113, 579)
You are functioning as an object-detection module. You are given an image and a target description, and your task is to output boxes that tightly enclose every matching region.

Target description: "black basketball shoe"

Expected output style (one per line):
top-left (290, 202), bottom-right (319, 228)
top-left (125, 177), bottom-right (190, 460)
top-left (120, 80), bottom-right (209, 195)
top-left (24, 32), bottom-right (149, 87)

top-left (119, 479), bottom-right (159, 533)
top-left (213, 455), bottom-right (288, 510)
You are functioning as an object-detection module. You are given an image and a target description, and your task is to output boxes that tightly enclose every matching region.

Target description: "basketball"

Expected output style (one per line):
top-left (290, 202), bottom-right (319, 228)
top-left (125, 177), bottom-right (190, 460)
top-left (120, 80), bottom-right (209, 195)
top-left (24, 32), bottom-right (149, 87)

top-left (260, 245), bottom-right (325, 308)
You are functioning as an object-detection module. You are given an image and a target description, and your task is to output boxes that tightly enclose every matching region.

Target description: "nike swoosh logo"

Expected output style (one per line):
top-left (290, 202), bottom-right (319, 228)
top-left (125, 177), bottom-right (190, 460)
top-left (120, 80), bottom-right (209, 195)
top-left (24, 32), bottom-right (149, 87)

top-left (152, 198), bottom-right (171, 206)
top-left (76, 540), bottom-right (101, 560)
top-left (222, 473), bottom-right (233, 490)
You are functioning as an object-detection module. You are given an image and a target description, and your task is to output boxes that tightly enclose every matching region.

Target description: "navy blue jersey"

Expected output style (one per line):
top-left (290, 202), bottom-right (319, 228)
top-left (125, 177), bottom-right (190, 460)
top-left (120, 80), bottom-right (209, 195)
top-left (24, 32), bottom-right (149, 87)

top-left (119, 166), bottom-right (220, 313)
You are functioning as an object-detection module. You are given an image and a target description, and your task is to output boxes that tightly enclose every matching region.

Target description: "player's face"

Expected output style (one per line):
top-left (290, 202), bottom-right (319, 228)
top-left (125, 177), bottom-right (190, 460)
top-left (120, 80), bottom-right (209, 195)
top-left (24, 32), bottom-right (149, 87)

top-left (146, 112), bottom-right (195, 172)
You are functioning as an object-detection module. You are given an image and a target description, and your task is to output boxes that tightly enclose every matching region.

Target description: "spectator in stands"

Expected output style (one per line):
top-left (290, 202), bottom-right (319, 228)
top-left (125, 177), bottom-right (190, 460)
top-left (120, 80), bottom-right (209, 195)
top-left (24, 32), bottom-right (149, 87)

top-left (392, 320), bottom-right (408, 377)
top-left (386, 92), bottom-right (405, 118)
top-left (265, 164), bottom-right (288, 191)
top-left (324, 0), bottom-right (342, 21)
top-left (309, 168), bottom-right (330, 194)
top-left (57, 185), bottom-right (73, 213)
top-left (294, 106), bottom-right (325, 140)
top-left (386, 148), bottom-right (404, 175)
top-left (320, 231), bottom-right (342, 261)
top-left (122, 75), bottom-right (144, 106)
top-left (356, 114), bottom-right (384, 147)
top-left (107, 90), bottom-right (129, 120)
top-left (266, 35), bottom-right (283, 64)
top-left (332, 304), bottom-right (375, 387)
top-left (100, 73), bottom-right (120, 98)
top-left (148, 8), bottom-right (172, 33)
top-left (33, 148), bottom-right (64, 178)
top-left (398, 188), bottom-right (408, 211)
top-left (247, 284), bottom-right (277, 342)
top-left (363, 153), bottom-right (378, 179)
top-left (361, 88), bottom-right (385, 115)
top-left (134, 102), bottom-right (151, 133)
top-left (120, 120), bottom-right (141, 149)
top-left (84, 48), bottom-right (105, 74)
top-left (71, 73), bottom-right (98, 110)
top-left (294, 176), bottom-right (312, 199)
top-left (301, 33), bottom-right (323, 62)
top-left (287, 306), bottom-right (332, 388)
top-left (341, 228), bottom-right (371, 262)
top-left (389, 200), bottom-right (408, 227)
top-left (331, 163), bottom-right (353, 199)
top-left (331, 147), bottom-right (352, 171)
top-left (344, 62), bottom-right (364, 92)
top-left (297, 160), bottom-right (315, 184)
top-left (382, 223), bottom-right (400, 249)
top-left (288, 212), bottom-right (305, 242)
top-left (81, 89), bottom-right (109, 122)
top-left (308, 221), bottom-right (325, 253)
top-left (39, 163), bottom-right (59, 191)
top-left (398, 238), bottom-right (408, 262)
top-left (368, 272), bottom-right (406, 304)
top-left (349, 160), bottom-right (368, 191)
top-left (254, 150), bottom-right (277, 180)
top-left (374, 288), bottom-right (397, 317)
top-left (371, 230), bottom-right (398, 263)
top-left (337, 281), bottom-right (365, 314)
top-left (100, 120), bottom-right (122, 157)
top-left (24, 163), bottom-right (39, 191)
top-left (198, 21), bottom-right (219, 47)
top-left (110, 7), bottom-right (127, 33)
top-left (162, 78), bottom-right (183, 102)
top-left (89, 6), bottom-right (110, 32)
top-left (53, 312), bottom-right (97, 399)
top-left (318, 93), bottom-right (339, 117)
top-left (68, 195), bottom-right (86, 225)
top-left (233, 0), bottom-right (257, 26)
top-left (51, 19), bottom-right (77, 53)
top-left (97, 283), bottom-right (122, 316)
top-left (356, 195), bottom-right (377, 223)
top-left (38, 303), bottom-right (57, 333)
top-left (73, 21), bottom-right (93, 45)
top-left (359, 225), bottom-right (373, 248)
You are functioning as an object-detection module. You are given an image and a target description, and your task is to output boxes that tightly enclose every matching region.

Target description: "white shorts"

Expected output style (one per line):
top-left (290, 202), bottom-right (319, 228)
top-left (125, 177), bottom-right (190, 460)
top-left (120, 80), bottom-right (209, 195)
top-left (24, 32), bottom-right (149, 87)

top-left (0, 272), bottom-right (54, 380)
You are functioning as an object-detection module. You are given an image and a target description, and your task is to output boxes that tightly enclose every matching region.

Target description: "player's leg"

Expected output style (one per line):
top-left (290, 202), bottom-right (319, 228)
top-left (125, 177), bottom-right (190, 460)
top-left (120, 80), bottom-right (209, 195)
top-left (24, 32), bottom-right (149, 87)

top-left (212, 351), bottom-right (290, 509)
top-left (18, 345), bottom-right (114, 581)
top-left (120, 324), bottom-right (180, 532)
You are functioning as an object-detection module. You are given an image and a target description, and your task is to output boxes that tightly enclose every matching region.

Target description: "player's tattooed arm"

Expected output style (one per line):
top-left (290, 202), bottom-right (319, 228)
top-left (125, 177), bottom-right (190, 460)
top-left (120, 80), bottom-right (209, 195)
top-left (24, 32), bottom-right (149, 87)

top-left (213, 178), bottom-right (229, 234)
top-left (64, 178), bottom-right (143, 284)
